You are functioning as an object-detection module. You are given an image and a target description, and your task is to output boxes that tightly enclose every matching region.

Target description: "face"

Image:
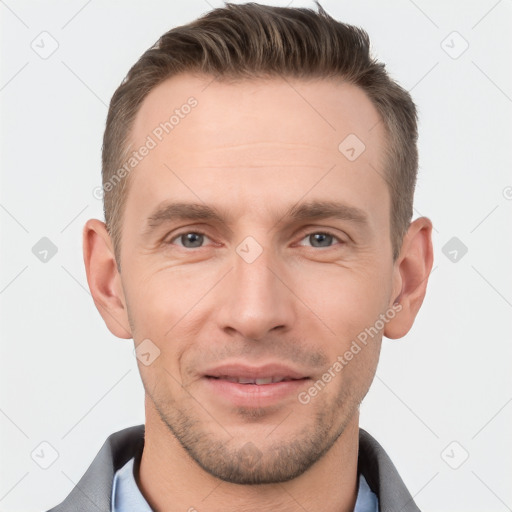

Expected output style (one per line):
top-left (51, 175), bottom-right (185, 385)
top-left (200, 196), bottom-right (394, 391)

top-left (117, 74), bottom-right (397, 484)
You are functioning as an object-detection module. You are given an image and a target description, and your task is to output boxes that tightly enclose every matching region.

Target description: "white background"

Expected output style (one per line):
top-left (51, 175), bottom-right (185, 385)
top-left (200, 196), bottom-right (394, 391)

top-left (1, 1), bottom-right (511, 511)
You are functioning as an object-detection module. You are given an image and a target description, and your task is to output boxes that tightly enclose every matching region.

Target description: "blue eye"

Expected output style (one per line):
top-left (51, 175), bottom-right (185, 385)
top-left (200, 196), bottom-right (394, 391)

top-left (298, 232), bottom-right (343, 248)
top-left (166, 230), bottom-right (344, 250)
top-left (169, 232), bottom-right (210, 248)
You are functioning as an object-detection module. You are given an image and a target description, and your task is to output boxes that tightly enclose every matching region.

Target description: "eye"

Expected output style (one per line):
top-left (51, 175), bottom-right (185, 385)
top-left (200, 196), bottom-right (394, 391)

top-left (297, 231), bottom-right (345, 248)
top-left (167, 231), bottom-right (211, 249)
top-left (165, 230), bottom-right (345, 250)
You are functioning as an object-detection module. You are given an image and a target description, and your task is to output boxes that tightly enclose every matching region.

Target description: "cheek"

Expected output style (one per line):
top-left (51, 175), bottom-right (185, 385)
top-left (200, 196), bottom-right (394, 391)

top-left (125, 266), bottom-right (213, 375)
top-left (294, 262), bottom-right (391, 347)
top-left (126, 263), bottom-right (204, 330)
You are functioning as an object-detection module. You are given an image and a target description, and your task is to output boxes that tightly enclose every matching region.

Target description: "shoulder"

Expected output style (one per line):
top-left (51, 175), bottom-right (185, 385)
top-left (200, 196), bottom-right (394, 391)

top-left (45, 424), bottom-right (145, 512)
top-left (358, 428), bottom-right (421, 512)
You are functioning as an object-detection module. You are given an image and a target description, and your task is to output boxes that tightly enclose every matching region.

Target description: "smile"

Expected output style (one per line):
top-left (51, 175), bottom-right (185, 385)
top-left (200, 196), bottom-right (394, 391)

top-left (209, 376), bottom-right (300, 385)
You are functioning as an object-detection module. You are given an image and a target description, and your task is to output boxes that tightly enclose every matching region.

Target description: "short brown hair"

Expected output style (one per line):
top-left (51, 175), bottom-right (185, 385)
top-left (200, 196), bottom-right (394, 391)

top-left (102, 1), bottom-right (418, 268)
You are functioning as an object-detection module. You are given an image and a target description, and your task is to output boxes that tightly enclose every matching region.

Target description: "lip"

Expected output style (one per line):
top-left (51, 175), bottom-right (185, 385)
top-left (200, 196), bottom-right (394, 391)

top-left (201, 362), bottom-right (310, 408)
top-left (203, 363), bottom-right (308, 381)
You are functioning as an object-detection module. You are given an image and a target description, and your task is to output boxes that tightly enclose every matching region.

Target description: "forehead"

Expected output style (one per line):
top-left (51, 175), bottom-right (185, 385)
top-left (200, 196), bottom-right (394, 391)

top-left (130, 73), bottom-right (385, 163)
top-left (125, 73), bottom-right (389, 226)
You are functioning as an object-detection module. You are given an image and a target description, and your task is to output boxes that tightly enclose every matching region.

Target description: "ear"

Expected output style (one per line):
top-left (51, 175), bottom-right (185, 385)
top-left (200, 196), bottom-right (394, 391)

top-left (384, 217), bottom-right (434, 340)
top-left (82, 219), bottom-right (132, 339)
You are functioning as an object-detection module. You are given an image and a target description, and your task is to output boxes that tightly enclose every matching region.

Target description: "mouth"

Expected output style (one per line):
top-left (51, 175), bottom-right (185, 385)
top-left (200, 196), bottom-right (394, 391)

top-left (201, 363), bottom-right (311, 407)
top-left (206, 375), bottom-right (303, 385)
top-left (203, 362), bottom-right (309, 384)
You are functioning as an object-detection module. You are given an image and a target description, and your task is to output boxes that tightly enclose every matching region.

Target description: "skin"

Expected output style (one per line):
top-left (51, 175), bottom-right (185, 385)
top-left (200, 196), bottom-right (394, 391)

top-left (83, 73), bottom-right (433, 512)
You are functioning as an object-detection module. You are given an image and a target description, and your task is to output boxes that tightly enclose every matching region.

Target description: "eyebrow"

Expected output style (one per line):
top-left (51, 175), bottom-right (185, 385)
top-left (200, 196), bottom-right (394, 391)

top-left (143, 199), bottom-right (370, 236)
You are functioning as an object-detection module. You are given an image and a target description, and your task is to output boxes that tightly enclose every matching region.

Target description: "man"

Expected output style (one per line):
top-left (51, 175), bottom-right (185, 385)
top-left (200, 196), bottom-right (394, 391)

top-left (48, 2), bottom-right (433, 511)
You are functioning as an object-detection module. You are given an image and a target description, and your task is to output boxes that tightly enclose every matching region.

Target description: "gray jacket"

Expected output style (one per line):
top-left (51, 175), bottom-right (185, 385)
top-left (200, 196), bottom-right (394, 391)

top-left (46, 424), bottom-right (420, 512)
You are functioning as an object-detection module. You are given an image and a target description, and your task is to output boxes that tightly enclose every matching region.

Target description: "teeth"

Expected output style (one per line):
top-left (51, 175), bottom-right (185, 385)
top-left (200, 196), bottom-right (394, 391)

top-left (238, 377), bottom-right (256, 384)
top-left (255, 377), bottom-right (273, 385)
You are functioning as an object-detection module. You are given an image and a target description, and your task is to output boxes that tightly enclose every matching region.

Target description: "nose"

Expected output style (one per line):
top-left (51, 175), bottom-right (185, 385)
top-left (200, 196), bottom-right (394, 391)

top-left (216, 242), bottom-right (296, 341)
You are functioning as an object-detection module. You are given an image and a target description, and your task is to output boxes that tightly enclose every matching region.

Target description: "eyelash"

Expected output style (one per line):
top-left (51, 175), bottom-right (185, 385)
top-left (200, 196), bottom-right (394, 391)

top-left (165, 229), bottom-right (346, 249)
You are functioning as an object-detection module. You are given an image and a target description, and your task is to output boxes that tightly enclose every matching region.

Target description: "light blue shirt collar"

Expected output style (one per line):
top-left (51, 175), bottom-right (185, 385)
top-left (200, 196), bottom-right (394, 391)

top-left (112, 456), bottom-right (379, 511)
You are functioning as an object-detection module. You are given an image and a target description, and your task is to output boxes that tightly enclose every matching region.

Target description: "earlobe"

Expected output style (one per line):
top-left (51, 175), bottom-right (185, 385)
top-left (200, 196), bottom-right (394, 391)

top-left (384, 217), bottom-right (434, 340)
top-left (82, 219), bottom-right (132, 339)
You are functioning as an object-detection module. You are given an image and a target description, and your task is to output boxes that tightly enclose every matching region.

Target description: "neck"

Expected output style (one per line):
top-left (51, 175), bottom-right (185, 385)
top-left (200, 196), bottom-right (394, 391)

top-left (137, 400), bottom-right (360, 512)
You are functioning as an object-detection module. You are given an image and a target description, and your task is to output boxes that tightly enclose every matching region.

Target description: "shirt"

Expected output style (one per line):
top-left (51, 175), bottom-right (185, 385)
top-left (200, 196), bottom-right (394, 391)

top-left (111, 456), bottom-right (379, 511)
